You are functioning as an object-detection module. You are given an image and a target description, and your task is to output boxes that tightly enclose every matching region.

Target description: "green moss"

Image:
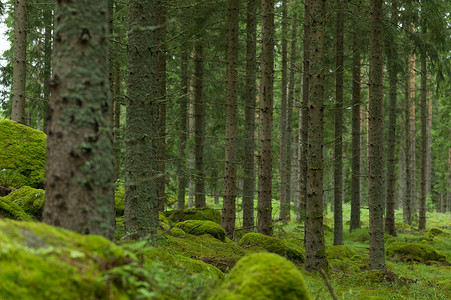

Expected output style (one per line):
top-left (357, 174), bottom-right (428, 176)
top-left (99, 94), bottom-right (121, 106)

top-left (169, 227), bottom-right (186, 237)
top-left (239, 232), bottom-right (304, 264)
top-left (159, 233), bottom-right (248, 272)
top-left (114, 185), bottom-right (125, 216)
top-left (0, 197), bottom-right (33, 221)
top-left (0, 120), bottom-right (46, 188)
top-left (159, 212), bottom-right (172, 231)
top-left (165, 207), bottom-right (221, 224)
top-left (3, 186), bottom-right (45, 219)
top-left (427, 227), bottom-right (450, 238)
top-left (347, 227), bottom-right (370, 242)
top-left (175, 220), bottom-right (226, 242)
top-left (386, 242), bottom-right (447, 263)
top-left (326, 245), bottom-right (357, 260)
top-left (208, 253), bottom-right (312, 300)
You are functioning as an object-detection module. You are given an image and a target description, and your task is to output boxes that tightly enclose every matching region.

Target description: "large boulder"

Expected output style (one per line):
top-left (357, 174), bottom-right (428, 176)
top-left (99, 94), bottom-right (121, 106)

top-left (0, 120), bottom-right (46, 188)
top-left (165, 207), bottom-right (221, 224)
top-left (208, 253), bottom-right (312, 300)
top-left (386, 242), bottom-right (447, 263)
top-left (175, 220), bottom-right (226, 242)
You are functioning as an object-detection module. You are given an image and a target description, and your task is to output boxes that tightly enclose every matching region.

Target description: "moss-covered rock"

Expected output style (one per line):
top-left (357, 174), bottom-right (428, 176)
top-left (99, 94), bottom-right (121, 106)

top-left (208, 253), bottom-right (312, 300)
top-left (239, 232), bottom-right (304, 264)
top-left (326, 245), bottom-right (361, 273)
top-left (159, 211), bottom-right (172, 231)
top-left (427, 227), bottom-right (450, 238)
top-left (326, 245), bottom-right (357, 260)
top-left (386, 242), bottom-right (447, 263)
top-left (3, 186), bottom-right (45, 220)
top-left (175, 220), bottom-right (226, 242)
top-left (0, 197), bottom-right (33, 221)
top-left (0, 120), bottom-right (46, 188)
top-left (165, 207), bottom-right (221, 224)
top-left (114, 185), bottom-right (125, 216)
top-left (159, 233), bottom-right (248, 272)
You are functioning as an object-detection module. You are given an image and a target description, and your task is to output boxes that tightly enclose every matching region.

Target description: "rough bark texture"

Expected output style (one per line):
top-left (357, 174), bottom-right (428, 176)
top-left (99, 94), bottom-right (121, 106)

top-left (279, 0), bottom-right (289, 222)
top-left (333, 0), bottom-right (344, 246)
top-left (124, 0), bottom-right (158, 240)
top-left (404, 55), bottom-right (412, 225)
top-left (177, 48), bottom-right (189, 210)
top-left (257, 0), bottom-right (274, 236)
top-left (426, 86), bottom-right (432, 198)
top-left (304, 0), bottom-right (326, 272)
top-left (418, 49), bottom-right (427, 231)
top-left (43, 0), bottom-right (115, 240)
top-left (43, 7), bottom-right (52, 133)
top-left (350, 13), bottom-right (361, 232)
top-left (194, 42), bottom-right (205, 208)
top-left (222, 0), bottom-right (239, 239)
top-left (11, 0), bottom-right (27, 124)
top-left (410, 52), bottom-right (417, 215)
top-left (243, 0), bottom-right (257, 231)
top-left (368, 0), bottom-right (385, 271)
top-left (156, 0), bottom-right (167, 212)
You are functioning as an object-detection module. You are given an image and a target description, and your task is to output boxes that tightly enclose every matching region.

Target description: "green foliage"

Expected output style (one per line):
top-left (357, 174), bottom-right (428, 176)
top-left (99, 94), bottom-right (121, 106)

top-left (175, 220), bottom-right (226, 242)
top-left (3, 186), bottom-right (45, 219)
top-left (0, 197), bottom-right (33, 221)
top-left (208, 253), bottom-right (312, 300)
top-left (165, 207), bottom-right (222, 224)
top-left (239, 232), bottom-right (304, 264)
top-left (0, 120), bottom-right (46, 188)
top-left (386, 242), bottom-right (447, 263)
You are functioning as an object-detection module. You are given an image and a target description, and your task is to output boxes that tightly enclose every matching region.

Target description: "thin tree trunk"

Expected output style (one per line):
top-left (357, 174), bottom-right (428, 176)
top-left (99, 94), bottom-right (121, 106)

top-left (333, 0), bottom-right (344, 246)
top-left (36, 27), bottom-right (43, 131)
top-left (360, 102), bottom-right (366, 207)
top-left (305, 0), bottom-right (326, 271)
top-left (257, 0), bottom-right (274, 236)
top-left (188, 72), bottom-right (195, 208)
top-left (43, 7), bottom-right (52, 134)
top-left (418, 48), bottom-right (427, 231)
top-left (177, 48), bottom-right (189, 210)
top-left (194, 42), bottom-right (205, 208)
top-left (404, 56), bottom-right (412, 225)
top-left (124, 0), bottom-right (158, 240)
top-left (410, 51), bottom-right (417, 216)
top-left (222, 0), bottom-right (239, 238)
top-left (11, 0), bottom-right (27, 124)
top-left (426, 85), bottom-right (432, 197)
top-left (243, 0), bottom-right (257, 231)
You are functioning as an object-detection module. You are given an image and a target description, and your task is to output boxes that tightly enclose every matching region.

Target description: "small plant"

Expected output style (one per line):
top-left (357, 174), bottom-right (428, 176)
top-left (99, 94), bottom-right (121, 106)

top-left (0, 168), bottom-right (23, 188)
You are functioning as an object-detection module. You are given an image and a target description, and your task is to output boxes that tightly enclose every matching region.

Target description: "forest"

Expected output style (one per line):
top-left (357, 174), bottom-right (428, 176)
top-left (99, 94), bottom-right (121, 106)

top-left (0, 0), bottom-right (450, 299)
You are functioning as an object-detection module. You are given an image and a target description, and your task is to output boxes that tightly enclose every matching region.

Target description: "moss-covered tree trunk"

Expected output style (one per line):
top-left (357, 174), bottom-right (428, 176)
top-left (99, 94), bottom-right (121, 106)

top-left (222, 0), bottom-right (239, 238)
top-left (305, 0), bottom-right (326, 271)
top-left (350, 2), bottom-right (361, 232)
top-left (418, 48), bottom-right (427, 231)
top-left (43, 0), bottom-right (115, 240)
top-left (177, 48), bottom-right (189, 210)
top-left (194, 42), bottom-right (206, 208)
top-left (156, 0), bottom-right (167, 212)
top-left (243, 0), bottom-right (257, 231)
top-left (368, 0), bottom-right (385, 271)
top-left (124, 0), bottom-right (158, 240)
top-left (257, 0), bottom-right (274, 236)
top-left (333, 0), bottom-right (344, 246)
top-left (279, 0), bottom-right (289, 222)
top-left (11, 0), bottom-right (27, 124)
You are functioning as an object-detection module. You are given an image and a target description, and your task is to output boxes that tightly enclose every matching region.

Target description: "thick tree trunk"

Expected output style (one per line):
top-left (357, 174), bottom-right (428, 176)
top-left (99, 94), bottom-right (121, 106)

top-left (156, 0), bottom-right (167, 212)
top-left (368, 0), bottom-right (385, 271)
top-left (304, 0), bottom-right (326, 271)
top-left (194, 42), bottom-right (206, 208)
top-left (124, 0), bottom-right (158, 240)
top-left (350, 19), bottom-right (361, 232)
top-left (177, 48), bottom-right (189, 210)
top-left (418, 49), bottom-right (427, 231)
top-left (243, 0), bottom-right (258, 231)
top-left (222, 0), bottom-right (239, 238)
top-left (43, 0), bottom-right (115, 240)
top-left (257, 0), bottom-right (274, 236)
top-left (11, 0), bottom-right (27, 124)
top-left (333, 0), bottom-right (344, 246)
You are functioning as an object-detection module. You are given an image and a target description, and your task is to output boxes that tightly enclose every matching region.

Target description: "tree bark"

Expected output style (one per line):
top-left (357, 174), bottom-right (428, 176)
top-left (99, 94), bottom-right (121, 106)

top-left (404, 55), bottom-right (412, 225)
top-left (124, 0), bottom-right (158, 240)
top-left (222, 0), bottom-right (239, 238)
top-left (243, 0), bottom-right (258, 231)
top-left (194, 42), bottom-right (205, 208)
top-left (257, 0), bottom-right (274, 236)
top-left (368, 0), bottom-right (385, 271)
top-left (43, 0), bottom-right (115, 240)
top-left (410, 51), bottom-right (417, 216)
top-left (43, 6), bottom-right (52, 134)
top-left (418, 48), bottom-right (427, 231)
top-left (333, 0), bottom-right (344, 246)
top-left (11, 0), bottom-right (27, 124)
top-left (304, 0), bottom-right (326, 271)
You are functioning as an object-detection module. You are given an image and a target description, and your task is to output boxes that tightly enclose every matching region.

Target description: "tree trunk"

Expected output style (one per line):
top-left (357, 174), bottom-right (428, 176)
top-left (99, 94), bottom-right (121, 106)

top-left (350, 15), bottom-right (361, 232)
top-left (188, 72), bottom-right (195, 208)
top-left (404, 55), bottom-right (412, 224)
top-left (279, 0), bottom-right (289, 222)
top-left (222, 0), bottom-right (239, 238)
top-left (177, 48), bottom-right (189, 210)
top-left (426, 85), bottom-right (432, 198)
top-left (257, 0), bottom-right (274, 236)
top-left (36, 27), bottom-right (43, 131)
top-left (304, 0), bottom-right (326, 271)
top-left (418, 48), bottom-right (427, 231)
top-left (368, 0), bottom-right (385, 271)
top-left (124, 0), bottom-right (158, 240)
top-left (43, 6), bottom-right (52, 134)
top-left (243, 0), bottom-right (258, 231)
top-left (410, 52), bottom-right (417, 216)
top-left (156, 0), bottom-right (167, 212)
top-left (11, 0), bottom-right (27, 124)
top-left (194, 42), bottom-right (205, 208)
top-left (333, 0), bottom-right (344, 246)
top-left (43, 0), bottom-right (115, 240)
